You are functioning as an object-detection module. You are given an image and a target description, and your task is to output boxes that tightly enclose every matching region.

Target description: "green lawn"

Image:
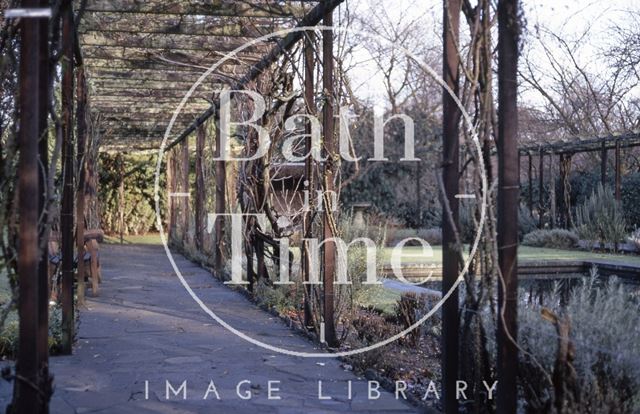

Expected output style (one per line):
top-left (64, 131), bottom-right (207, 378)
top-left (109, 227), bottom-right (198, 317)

top-left (102, 233), bottom-right (640, 267)
top-left (103, 233), bottom-right (164, 245)
top-left (382, 245), bottom-right (640, 267)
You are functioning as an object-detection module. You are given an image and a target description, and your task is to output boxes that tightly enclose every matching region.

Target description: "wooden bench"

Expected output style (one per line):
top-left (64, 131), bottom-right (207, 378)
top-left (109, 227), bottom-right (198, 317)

top-left (48, 229), bottom-right (103, 299)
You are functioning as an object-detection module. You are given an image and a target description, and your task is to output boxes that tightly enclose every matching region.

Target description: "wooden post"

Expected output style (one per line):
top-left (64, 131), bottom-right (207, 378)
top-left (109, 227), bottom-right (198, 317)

top-left (441, 0), bottom-right (461, 411)
top-left (14, 0), bottom-right (47, 409)
top-left (214, 105), bottom-right (226, 273)
top-left (321, 6), bottom-right (338, 347)
top-left (600, 141), bottom-right (607, 186)
top-left (528, 153), bottom-right (533, 213)
top-left (538, 149), bottom-right (544, 228)
top-left (558, 153), bottom-right (573, 228)
top-left (76, 66), bottom-right (87, 303)
top-left (181, 137), bottom-right (190, 244)
top-left (497, 0), bottom-right (520, 412)
top-left (195, 125), bottom-right (205, 250)
top-left (550, 153), bottom-right (556, 229)
top-left (167, 151), bottom-right (175, 240)
top-left (558, 154), bottom-right (567, 228)
top-left (416, 161), bottom-right (422, 223)
top-left (302, 31), bottom-right (315, 328)
top-left (60, 0), bottom-right (75, 356)
top-left (118, 155), bottom-right (124, 244)
top-left (36, 0), bottom-right (52, 407)
top-left (615, 138), bottom-right (621, 201)
top-left (85, 127), bottom-right (98, 229)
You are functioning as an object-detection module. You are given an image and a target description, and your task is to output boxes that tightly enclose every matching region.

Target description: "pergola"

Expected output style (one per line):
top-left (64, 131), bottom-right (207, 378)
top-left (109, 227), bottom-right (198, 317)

top-left (10, 0), bottom-right (521, 413)
top-left (77, 0), bottom-right (328, 150)
top-left (519, 131), bottom-right (640, 227)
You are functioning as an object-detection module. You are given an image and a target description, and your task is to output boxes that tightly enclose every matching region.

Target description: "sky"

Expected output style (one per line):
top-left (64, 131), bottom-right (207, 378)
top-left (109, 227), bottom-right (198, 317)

top-left (337, 0), bottom-right (640, 109)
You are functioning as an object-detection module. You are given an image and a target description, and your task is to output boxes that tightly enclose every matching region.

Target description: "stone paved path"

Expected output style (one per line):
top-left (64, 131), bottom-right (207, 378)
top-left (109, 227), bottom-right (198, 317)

top-left (0, 244), bottom-right (417, 413)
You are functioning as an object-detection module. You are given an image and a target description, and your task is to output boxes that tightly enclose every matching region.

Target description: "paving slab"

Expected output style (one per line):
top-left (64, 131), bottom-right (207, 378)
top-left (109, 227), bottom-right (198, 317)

top-left (0, 244), bottom-right (418, 413)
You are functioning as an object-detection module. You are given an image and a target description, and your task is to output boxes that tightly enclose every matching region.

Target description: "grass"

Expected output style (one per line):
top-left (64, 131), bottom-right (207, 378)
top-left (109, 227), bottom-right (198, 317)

top-left (103, 233), bottom-right (163, 245)
top-left (381, 245), bottom-right (640, 267)
top-left (102, 233), bottom-right (640, 267)
top-left (355, 285), bottom-right (402, 315)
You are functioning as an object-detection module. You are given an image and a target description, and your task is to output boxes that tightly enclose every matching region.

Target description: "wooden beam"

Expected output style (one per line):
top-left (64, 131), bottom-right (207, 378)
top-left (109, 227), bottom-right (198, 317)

top-left (87, 70), bottom-right (216, 82)
top-left (82, 45), bottom-right (265, 62)
top-left (83, 56), bottom-right (250, 73)
top-left (15, 0), bottom-right (47, 410)
top-left (79, 14), bottom-right (280, 37)
top-left (93, 106), bottom-right (208, 115)
top-left (496, 0), bottom-right (520, 412)
top-left (36, 1), bottom-right (52, 408)
top-left (80, 32), bottom-right (274, 52)
top-left (321, 2), bottom-right (337, 348)
top-left (90, 79), bottom-right (220, 91)
top-left (88, 89), bottom-right (212, 99)
top-left (80, 1), bottom-right (314, 17)
top-left (441, 0), bottom-right (461, 411)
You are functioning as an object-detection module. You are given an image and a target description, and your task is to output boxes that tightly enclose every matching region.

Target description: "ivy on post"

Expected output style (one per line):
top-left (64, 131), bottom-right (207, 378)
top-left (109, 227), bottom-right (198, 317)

top-left (76, 65), bottom-right (87, 304)
top-left (195, 125), bottom-right (205, 250)
top-left (60, 0), bottom-right (76, 357)
top-left (302, 30), bottom-right (315, 329)
top-left (214, 105), bottom-right (226, 274)
top-left (181, 136), bottom-right (190, 245)
top-left (321, 1), bottom-right (337, 348)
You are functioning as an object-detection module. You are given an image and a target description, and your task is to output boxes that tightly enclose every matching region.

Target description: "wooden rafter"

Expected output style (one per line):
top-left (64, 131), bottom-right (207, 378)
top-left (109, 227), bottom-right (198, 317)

top-left (77, 0), bottom-right (332, 147)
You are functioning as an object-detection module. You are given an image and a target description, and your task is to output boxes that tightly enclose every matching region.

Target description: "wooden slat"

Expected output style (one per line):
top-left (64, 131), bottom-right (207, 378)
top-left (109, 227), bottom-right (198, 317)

top-left (79, 0), bottom-right (315, 17)
top-left (79, 14), bottom-right (283, 37)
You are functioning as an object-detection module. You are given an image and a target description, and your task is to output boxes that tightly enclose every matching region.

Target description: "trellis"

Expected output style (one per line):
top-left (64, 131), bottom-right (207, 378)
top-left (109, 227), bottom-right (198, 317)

top-left (519, 131), bottom-right (640, 228)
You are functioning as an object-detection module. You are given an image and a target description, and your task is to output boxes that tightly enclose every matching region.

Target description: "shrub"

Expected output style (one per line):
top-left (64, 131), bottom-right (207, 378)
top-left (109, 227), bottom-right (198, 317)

top-left (627, 228), bottom-right (640, 251)
top-left (575, 184), bottom-right (627, 246)
top-left (522, 229), bottom-right (579, 249)
top-left (561, 170), bottom-right (640, 229)
top-left (254, 280), bottom-right (297, 314)
top-left (0, 304), bottom-right (66, 358)
top-left (621, 173), bottom-right (640, 229)
top-left (394, 292), bottom-right (421, 346)
top-left (416, 227), bottom-right (442, 245)
top-left (352, 311), bottom-right (398, 345)
top-left (99, 152), bottom-right (167, 235)
top-left (519, 271), bottom-right (640, 413)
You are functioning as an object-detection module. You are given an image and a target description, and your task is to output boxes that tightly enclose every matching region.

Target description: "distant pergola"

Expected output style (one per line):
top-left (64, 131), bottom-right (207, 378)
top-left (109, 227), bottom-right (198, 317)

top-left (519, 131), bottom-right (640, 227)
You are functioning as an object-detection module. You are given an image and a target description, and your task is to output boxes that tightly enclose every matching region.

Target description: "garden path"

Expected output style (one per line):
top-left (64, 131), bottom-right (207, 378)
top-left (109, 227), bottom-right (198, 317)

top-left (0, 243), bottom-right (418, 413)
